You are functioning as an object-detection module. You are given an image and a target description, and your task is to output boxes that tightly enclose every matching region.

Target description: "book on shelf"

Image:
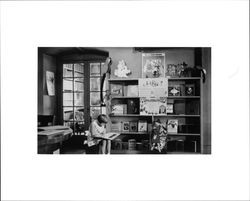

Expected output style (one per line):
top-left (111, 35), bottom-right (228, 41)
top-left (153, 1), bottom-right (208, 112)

top-left (113, 139), bottom-right (123, 150)
top-left (166, 64), bottom-right (177, 77)
top-left (173, 101), bottom-right (185, 115)
top-left (111, 121), bottom-right (122, 132)
top-left (129, 121), bottom-right (138, 132)
top-left (127, 99), bottom-right (139, 114)
top-left (111, 104), bottom-right (127, 114)
top-left (168, 85), bottom-right (181, 96)
top-left (110, 83), bottom-right (123, 96)
top-left (138, 120), bottom-right (147, 132)
top-left (122, 121), bottom-right (130, 132)
top-left (185, 84), bottom-right (195, 96)
top-left (166, 104), bottom-right (174, 113)
top-left (124, 85), bottom-right (139, 97)
top-left (142, 140), bottom-right (150, 150)
top-left (178, 124), bottom-right (200, 133)
top-left (128, 139), bottom-right (137, 150)
top-left (167, 119), bottom-right (178, 134)
top-left (147, 123), bottom-right (152, 133)
top-left (185, 101), bottom-right (200, 115)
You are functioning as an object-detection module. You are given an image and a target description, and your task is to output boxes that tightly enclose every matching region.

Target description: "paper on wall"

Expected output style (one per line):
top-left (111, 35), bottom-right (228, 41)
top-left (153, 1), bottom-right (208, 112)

top-left (46, 71), bottom-right (55, 96)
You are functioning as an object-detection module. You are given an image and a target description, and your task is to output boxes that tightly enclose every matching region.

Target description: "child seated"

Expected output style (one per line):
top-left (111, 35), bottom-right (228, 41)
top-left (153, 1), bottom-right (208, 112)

top-left (89, 114), bottom-right (111, 154)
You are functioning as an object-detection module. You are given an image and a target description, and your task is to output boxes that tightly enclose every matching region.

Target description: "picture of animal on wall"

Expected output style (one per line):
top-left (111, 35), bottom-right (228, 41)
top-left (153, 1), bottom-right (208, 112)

top-left (142, 53), bottom-right (165, 78)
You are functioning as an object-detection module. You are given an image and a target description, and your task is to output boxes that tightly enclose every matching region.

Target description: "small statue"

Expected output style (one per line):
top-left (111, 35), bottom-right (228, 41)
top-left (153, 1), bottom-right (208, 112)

top-left (114, 60), bottom-right (132, 78)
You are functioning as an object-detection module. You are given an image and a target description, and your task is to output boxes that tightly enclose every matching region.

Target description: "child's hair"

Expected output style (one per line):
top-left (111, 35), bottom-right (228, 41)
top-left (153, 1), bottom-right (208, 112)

top-left (97, 114), bottom-right (108, 124)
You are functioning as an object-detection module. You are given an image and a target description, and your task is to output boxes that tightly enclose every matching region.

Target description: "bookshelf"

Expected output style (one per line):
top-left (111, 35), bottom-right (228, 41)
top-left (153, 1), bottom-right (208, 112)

top-left (108, 76), bottom-right (203, 154)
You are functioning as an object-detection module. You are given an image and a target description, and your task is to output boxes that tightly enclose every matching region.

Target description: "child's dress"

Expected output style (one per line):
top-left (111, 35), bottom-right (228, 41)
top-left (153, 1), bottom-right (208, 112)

top-left (151, 121), bottom-right (168, 152)
top-left (87, 120), bottom-right (105, 147)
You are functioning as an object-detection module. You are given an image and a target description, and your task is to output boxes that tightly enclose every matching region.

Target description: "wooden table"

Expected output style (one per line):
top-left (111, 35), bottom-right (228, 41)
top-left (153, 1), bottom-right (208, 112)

top-left (38, 126), bottom-right (73, 154)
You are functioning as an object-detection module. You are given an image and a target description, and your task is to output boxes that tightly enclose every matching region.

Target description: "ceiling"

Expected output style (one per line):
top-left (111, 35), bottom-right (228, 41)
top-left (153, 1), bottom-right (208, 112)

top-left (38, 47), bottom-right (109, 57)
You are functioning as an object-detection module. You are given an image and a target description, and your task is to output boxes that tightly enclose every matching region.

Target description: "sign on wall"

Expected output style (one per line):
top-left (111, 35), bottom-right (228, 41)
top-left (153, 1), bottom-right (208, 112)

top-left (138, 78), bottom-right (168, 98)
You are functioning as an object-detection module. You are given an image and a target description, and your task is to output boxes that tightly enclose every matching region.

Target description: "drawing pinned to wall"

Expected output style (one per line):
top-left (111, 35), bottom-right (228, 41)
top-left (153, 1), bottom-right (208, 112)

top-left (46, 71), bottom-right (55, 96)
top-left (142, 53), bottom-right (165, 78)
top-left (139, 78), bottom-right (168, 98)
top-left (140, 98), bottom-right (167, 115)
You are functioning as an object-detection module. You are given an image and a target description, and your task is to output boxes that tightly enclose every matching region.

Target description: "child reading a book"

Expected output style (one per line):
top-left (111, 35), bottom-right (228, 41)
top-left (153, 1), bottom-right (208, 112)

top-left (89, 114), bottom-right (111, 154)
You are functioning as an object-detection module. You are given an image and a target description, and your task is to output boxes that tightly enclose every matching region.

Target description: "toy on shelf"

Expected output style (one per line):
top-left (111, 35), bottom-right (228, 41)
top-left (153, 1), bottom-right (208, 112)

top-left (114, 60), bottom-right (132, 78)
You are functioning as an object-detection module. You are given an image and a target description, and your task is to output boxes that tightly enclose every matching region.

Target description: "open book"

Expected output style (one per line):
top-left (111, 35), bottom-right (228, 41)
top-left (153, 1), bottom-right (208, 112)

top-left (94, 132), bottom-right (120, 140)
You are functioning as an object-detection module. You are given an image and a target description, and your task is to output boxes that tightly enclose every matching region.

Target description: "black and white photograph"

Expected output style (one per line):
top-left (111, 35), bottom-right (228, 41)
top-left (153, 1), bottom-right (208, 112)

top-left (37, 47), bottom-right (211, 155)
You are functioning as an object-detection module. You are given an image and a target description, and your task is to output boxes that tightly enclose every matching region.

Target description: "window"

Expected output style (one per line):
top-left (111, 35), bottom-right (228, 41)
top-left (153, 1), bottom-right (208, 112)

top-left (63, 63), bottom-right (84, 134)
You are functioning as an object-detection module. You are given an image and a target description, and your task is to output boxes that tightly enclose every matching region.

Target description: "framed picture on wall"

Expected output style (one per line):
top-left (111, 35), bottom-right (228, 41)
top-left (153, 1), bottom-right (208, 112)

top-left (142, 53), bottom-right (165, 78)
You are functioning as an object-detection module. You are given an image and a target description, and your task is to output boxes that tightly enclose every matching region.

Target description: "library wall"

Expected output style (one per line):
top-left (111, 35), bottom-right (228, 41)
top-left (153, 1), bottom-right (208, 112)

top-left (99, 47), bottom-right (211, 153)
top-left (100, 47), bottom-right (195, 78)
top-left (202, 48), bottom-right (211, 154)
top-left (38, 53), bottom-right (57, 116)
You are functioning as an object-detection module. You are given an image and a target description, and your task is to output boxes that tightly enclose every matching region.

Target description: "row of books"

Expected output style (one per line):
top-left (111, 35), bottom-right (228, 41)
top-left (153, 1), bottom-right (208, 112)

top-left (112, 138), bottom-right (198, 152)
top-left (111, 83), bottom-right (197, 97)
top-left (167, 120), bottom-right (200, 134)
top-left (111, 119), bottom-right (199, 134)
top-left (111, 120), bottom-right (149, 132)
top-left (168, 84), bottom-right (196, 96)
top-left (112, 139), bottom-right (150, 151)
top-left (112, 99), bottom-right (200, 115)
top-left (111, 99), bottom-right (139, 114)
top-left (110, 83), bottom-right (138, 97)
top-left (112, 100), bottom-right (173, 115)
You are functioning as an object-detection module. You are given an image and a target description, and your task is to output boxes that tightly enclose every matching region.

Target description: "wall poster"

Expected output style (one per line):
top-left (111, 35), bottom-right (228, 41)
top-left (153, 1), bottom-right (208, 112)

top-left (46, 71), bottom-right (55, 96)
top-left (142, 53), bottom-right (165, 78)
